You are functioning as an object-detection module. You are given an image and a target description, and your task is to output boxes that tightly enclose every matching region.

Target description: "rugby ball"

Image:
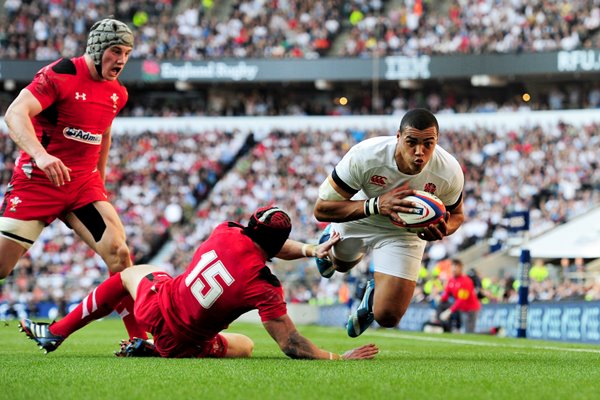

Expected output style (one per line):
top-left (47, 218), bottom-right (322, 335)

top-left (391, 190), bottom-right (446, 231)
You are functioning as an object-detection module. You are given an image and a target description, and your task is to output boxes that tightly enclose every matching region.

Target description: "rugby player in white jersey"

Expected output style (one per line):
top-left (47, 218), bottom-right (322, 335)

top-left (313, 108), bottom-right (465, 337)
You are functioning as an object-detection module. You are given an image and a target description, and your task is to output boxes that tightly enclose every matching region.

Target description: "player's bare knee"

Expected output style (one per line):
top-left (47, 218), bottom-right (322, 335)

top-left (0, 249), bottom-right (24, 279)
top-left (333, 258), bottom-right (360, 273)
top-left (0, 263), bottom-right (12, 279)
top-left (242, 336), bottom-right (255, 357)
top-left (334, 264), bottom-right (352, 273)
top-left (104, 240), bottom-right (131, 273)
top-left (231, 335), bottom-right (254, 358)
top-left (375, 312), bottom-right (402, 328)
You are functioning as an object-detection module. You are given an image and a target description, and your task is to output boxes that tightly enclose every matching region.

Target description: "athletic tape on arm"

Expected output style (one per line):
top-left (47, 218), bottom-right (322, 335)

top-left (318, 179), bottom-right (347, 201)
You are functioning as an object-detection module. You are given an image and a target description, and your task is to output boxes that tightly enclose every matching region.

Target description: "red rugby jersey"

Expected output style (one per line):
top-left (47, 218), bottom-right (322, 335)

top-left (23, 55), bottom-right (128, 178)
top-left (159, 222), bottom-right (288, 343)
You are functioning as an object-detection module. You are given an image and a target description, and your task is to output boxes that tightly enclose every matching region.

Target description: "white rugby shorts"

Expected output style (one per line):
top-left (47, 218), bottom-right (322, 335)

top-left (328, 221), bottom-right (426, 281)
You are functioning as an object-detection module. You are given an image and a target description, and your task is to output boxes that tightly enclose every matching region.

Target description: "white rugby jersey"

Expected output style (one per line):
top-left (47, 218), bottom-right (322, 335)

top-left (332, 136), bottom-right (464, 231)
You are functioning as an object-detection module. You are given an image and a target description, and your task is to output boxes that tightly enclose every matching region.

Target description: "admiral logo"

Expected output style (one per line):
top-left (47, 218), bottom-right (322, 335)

top-left (423, 182), bottom-right (437, 194)
top-left (369, 175), bottom-right (387, 187)
top-left (63, 127), bottom-right (102, 145)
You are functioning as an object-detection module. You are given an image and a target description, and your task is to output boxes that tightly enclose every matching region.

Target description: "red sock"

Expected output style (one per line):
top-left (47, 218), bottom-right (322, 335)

top-left (50, 273), bottom-right (128, 338)
top-left (113, 294), bottom-right (148, 340)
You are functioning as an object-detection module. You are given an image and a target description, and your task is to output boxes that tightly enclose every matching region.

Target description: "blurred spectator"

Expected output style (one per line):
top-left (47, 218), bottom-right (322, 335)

top-left (439, 259), bottom-right (481, 333)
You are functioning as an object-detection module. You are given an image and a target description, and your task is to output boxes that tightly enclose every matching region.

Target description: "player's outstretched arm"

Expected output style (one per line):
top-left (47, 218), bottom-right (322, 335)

top-left (263, 314), bottom-right (378, 360)
top-left (275, 231), bottom-right (340, 260)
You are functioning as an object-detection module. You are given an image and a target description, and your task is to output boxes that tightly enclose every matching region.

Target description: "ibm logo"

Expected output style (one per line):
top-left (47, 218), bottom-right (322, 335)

top-left (384, 56), bottom-right (431, 80)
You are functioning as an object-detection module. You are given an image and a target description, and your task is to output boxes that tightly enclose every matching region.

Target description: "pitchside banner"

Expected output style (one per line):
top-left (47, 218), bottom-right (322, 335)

top-left (3, 300), bottom-right (599, 343)
top-left (1, 50), bottom-right (600, 82)
top-left (316, 301), bottom-right (600, 344)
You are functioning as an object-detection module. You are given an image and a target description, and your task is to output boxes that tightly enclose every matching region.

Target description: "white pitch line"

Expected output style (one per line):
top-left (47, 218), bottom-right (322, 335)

top-left (369, 331), bottom-right (600, 354)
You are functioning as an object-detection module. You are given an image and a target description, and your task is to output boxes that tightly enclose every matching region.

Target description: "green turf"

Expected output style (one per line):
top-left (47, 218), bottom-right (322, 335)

top-left (2, 318), bottom-right (600, 400)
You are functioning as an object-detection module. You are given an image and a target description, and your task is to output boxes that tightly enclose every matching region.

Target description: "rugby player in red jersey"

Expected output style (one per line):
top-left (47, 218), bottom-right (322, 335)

top-left (20, 207), bottom-right (379, 360)
top-left (0, 19), bottom-right (147, 339)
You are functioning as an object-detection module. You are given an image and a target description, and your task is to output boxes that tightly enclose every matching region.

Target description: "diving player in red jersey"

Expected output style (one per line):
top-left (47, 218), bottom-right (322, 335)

top-left (0, 19), bottom-right (146, 339)
top-left (20, 207), bottom-right (379, 360)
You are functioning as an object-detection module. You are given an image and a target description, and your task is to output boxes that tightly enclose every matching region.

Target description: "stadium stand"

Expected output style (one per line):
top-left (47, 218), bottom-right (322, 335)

top-left (1, 0), bottom-right (599, 322)
top-left (2, 1), bottom-right (600, 116)
top-left (4, 114), bottom-right (599, 314)
top-left (2, 1), bottom-right (599, 60)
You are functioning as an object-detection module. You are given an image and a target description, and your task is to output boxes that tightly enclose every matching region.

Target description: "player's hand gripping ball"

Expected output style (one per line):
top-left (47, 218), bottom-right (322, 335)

top-left (391, 190), bottom-right (446, 233)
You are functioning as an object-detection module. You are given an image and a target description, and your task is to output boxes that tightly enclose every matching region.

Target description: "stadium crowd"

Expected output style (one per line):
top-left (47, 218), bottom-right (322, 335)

top-left (1, 0), bottom-right (599, 61)
top-left (2, 1), bottom-right (600, 119)
top-left (339, 0), bottom-right (600, 57)
top-left (1, 116), bottom-right (599, 317)
top-left (1, 0), bottom-right (599, 318)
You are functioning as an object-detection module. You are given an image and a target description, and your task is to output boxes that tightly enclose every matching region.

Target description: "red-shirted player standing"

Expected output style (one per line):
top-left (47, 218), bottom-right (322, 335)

top-left (20, 207), bottom-right (379, 360)
top-left (0, 19), bottom-right (146, 340)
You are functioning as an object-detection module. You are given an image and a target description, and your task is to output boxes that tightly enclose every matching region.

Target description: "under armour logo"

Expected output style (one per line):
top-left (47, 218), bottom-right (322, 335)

top-left (369, 175), bottom-right (387, 186)
top-left (75, 92), bottom-right (86, 101)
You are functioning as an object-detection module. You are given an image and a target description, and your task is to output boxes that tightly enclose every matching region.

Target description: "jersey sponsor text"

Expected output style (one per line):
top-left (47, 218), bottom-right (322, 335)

top-left (63, 127), bottom-right (102, 145)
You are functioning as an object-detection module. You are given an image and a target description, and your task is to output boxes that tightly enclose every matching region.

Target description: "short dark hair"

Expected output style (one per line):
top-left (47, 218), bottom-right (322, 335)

top-left (399, 108), bottom-right (439, 133)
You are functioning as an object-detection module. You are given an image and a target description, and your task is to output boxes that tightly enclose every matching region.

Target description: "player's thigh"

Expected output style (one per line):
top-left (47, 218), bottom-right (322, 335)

top-left (120, 264), bottom-right (165, 300)
top-left (373, 272), bottom-right (416, 321)
top-left (65, 201), bottom-right (127, 250)
top-left (221, 332), bottom-right (254, 358)
top-left (371, 238), bottom-right (425, 281)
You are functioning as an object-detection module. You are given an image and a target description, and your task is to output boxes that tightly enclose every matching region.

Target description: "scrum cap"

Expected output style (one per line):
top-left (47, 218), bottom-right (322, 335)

top-left (243, 206), bottom-right (292, 258)
top-left (86, 18), bottom-right (134, 74)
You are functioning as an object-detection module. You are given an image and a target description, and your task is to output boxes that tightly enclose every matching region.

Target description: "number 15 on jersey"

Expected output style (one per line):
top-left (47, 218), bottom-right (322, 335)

top-left (184, 250), bottom-right (235, 309)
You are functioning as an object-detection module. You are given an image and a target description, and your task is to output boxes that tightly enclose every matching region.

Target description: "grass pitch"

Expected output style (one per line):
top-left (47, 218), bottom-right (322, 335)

top-left (2, 318), bottom-right (600, 400)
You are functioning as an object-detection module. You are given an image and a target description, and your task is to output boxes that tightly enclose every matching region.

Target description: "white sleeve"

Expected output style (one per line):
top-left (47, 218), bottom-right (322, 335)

top-left (443, 163), bottom-right (464, 208)
top-left (332, 145), bottom-right (363, 195)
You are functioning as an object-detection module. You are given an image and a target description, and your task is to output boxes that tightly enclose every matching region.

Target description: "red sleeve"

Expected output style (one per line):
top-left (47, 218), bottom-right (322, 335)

top-left (255, 284), bottom-right (287, 322)
top-left (26, 64), bottom-right (61, 109)
top-left (242, 272), bottom-right (287, 322)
